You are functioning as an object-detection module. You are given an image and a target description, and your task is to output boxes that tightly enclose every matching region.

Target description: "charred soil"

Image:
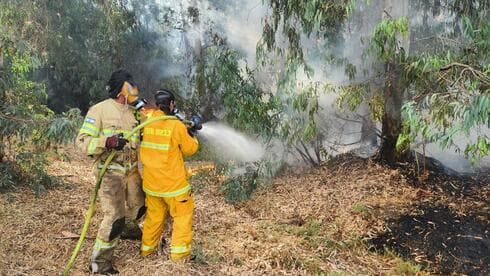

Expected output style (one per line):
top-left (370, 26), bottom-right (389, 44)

top-left (367, 153), bottom-right (489, 275)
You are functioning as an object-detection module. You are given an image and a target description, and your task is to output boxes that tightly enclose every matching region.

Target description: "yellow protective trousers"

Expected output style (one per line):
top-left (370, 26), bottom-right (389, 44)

top-left (141, 191), bottom-right (194, 260)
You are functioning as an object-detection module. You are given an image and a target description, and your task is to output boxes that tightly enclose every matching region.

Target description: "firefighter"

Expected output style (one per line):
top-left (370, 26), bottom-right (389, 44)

top-left (76, 69), bottom-right (146, 274)
top-left (139, 89), bottom-right (200, 261)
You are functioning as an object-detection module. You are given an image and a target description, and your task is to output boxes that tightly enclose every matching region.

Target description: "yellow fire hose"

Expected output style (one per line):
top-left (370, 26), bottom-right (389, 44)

top-left (62, 115), bottom-right (181, 275)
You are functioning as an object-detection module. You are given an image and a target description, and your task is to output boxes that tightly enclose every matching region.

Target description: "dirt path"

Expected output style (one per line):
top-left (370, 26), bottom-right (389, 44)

top-left (0, 151), bottom-right (488, 275)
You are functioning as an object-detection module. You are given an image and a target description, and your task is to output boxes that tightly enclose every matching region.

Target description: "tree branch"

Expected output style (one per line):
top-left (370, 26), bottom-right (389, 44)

top-left (294, 145), bottom-right (311, 164)
top-left (439, 62), bottom-right (490, 84)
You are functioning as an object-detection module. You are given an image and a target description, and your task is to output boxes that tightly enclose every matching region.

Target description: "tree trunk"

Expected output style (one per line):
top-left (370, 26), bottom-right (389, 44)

top-left (184, 1), bottom-right (215, 119)
top-left (379, 0), bottom-right (409, 164)
top-left (194, 39), bottom-right (215, 120)
top-left (380, 62), bottom-right (405, 163)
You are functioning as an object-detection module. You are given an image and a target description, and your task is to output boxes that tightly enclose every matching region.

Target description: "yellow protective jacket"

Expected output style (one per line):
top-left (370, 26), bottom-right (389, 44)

top-left (140, 109), bottom-right (199, 197)
top-left (76, 99), bottom-right (140, 170)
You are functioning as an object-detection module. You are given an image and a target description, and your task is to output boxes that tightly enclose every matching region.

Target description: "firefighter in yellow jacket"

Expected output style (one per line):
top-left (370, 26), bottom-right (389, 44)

top-left (76, 69), bottom-right (146, 274)
top-left (140, 89), bottom-right (200, 261)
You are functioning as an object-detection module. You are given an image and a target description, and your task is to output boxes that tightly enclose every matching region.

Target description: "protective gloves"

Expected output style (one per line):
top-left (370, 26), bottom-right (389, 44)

top-left (105, 133), bottom-right (128, 150)
top-left (188, 115), bottom-right (202, 137)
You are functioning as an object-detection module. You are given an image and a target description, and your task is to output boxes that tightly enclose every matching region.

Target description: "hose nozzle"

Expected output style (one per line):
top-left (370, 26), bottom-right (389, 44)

top-left (189, 115), bottom-right (203, 130)
top-left (186, 115), bottom-right (202, 137)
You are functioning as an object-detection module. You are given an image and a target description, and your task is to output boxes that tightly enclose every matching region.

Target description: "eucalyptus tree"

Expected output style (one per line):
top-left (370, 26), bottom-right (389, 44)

top-left (93, 0), bottom-right (138, 68)
top-left (397, 0), bottom-right (489, 164)
top-left (43, 0), bottom-right (115, 113)
top-left (259, 0), bottom-right (489, 164)
top-left (0, 0), bottom-right (168, 191)
top-left (45, 0), bottom-right (168, 113)
top-left (0, 0), bottom-right (81, 191)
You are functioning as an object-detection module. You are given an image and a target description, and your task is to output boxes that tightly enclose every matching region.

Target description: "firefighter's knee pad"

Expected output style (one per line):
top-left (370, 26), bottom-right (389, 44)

top-left (136, 205), bottom-right (147, 220)
top-left (109, 217), bottom-right (125, 241)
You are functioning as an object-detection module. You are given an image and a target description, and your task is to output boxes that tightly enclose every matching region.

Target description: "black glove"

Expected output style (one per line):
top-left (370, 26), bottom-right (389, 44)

top-left (190, 115), bottom-right (202, 130)
top-left (188, 115), bottom-right (202, 137)
top-left (105, 133), bottom-right (128, 150)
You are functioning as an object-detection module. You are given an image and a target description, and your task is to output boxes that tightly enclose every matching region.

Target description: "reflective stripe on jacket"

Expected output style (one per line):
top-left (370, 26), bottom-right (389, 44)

top-left (140, 109), bottom-right (199, 197)
top-left (76, 99), bottom-right (140, 166)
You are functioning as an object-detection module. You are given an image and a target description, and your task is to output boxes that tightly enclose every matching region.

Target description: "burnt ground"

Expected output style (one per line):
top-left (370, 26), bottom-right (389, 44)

top-left (368, 154), bottom-right (490, 275)
top-left (392, 152), bottom-right (489, 200)
top-left (369, 203), bottom-right (489, 275)
top-left (0, 149), bottom-right (488, 275)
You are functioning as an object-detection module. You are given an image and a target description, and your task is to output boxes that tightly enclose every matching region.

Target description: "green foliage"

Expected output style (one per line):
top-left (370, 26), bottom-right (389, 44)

top-left (44, 0), bottom-right (115, 112)
top-left (339, 11), bottom-right (489, 163)
top-left (0, 0), bottom-right (175, 114)
top-left (260, 0), bottom-right (354, 63)
top-left (0, 161), bottom-right (20, 191)
top-left (398, 15), bottom-right (490, 163)
top-left (352, 203), bottom-right (371, 218)
top-left (275, 219), bottom-right (323, 240)
top-left (220, 0), bottom-right (490, 169)
top-left (44, 0), bottom-right (171, 113)
top-left (43, 109), bottom-right (83, 145)
top-left (0, 0), bottom-right (182, 192)
top-left (464, 136), bottom-right (490, 162)
top-left (384, 249), bottom-right (423, 276)
top-left (370, 17), bottom-right (409, 62)
top-left (392, 261), bottom-right (422, 276)
top-left (281, 81), bottom-right (322, 144)
top-left (15, 151), bottom-right (56, 194)
top-left (258, 1), bottom-right (368, 165)
top-left (260, 0), bottom-right (489, 165)
top-left (220, 164), bottom-right (259, 203)
top-left (400, 95), bottom-right (489, 164)
top-left (276, 71), bottom-right (329, 166)
top-left (195, 41), bottom-right (279, 138)
top-left (258, 2), bottom-right (373, 167)
top-left (191, 239), bottom-right (208, 265)
top-left (336, 85), bottom-right (366, 112)
top-left (332, 17), bottom-right (409, 139)
top-left (0, 0), bottom-right (82, 192)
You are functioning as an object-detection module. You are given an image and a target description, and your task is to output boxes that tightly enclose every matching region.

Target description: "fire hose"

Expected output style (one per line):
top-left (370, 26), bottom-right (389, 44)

top-left (62, 115), bottom-right (190, 275)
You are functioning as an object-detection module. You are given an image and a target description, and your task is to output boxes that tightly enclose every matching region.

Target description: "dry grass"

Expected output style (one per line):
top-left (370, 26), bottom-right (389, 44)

top-left (0, 150), bottom-right (487, 275)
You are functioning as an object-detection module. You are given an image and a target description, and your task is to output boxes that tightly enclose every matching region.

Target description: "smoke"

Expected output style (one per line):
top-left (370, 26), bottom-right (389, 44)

top-left (293, 1), bottom-right (389, 156)
top-left (185, 0), bottom-right (266, 65)
top-left (152, 0), bottom-right (266, 63)
top-left (219, 1), bottom-right (266, 65)
top-left (422, 127), bottom-right (490, 173)
top-left (406, 0), bottom-right (489, 171)
top-left (146, 0), bottom-right (488, 172)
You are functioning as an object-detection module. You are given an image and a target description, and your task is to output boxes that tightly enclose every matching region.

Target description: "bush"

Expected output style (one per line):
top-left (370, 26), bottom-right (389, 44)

top-left (16, 151), bottom-right (59, 194)
top-left (219, 164), bottom-right (259, 203)
top-left (0, 161), bottom-right (20, 192)
top-left (0, 152), bottom-right (58, 194)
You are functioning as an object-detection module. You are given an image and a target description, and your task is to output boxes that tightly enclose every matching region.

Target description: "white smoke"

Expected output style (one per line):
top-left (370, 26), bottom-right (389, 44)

top-left (149, 0), bottom-right (488, 172)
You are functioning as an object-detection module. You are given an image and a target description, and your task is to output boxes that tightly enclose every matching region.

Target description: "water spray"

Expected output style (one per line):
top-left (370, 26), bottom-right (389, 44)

top-left (198, 122), bottom-right (265, 163)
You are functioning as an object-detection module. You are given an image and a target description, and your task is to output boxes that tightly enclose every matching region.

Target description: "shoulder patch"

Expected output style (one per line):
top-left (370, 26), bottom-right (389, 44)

top-left (85, 117), bottom-right (96, 124)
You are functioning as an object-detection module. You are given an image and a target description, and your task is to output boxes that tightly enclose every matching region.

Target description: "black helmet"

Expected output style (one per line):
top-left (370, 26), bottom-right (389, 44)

top-left (155, 89), bottom-right (175, 105)
top-left (154, 89), bottom-right (175, 114)
top-left (107, 69), bottom-right (134, 98)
